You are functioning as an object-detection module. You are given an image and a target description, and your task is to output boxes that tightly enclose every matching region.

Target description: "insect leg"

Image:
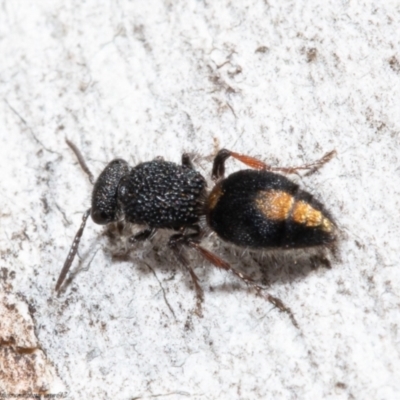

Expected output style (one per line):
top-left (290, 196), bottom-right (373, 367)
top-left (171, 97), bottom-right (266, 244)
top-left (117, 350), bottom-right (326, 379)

top-left (168, 230), bottom-right (204, 316)
top-left (212, 148), bottom-right (336, 179)
top-left (56, 208), bottom-right (91, 292)
top-left (129, 228), bottom-right (157, 244)
top-left (211, 149), bottom-right (269, 180)
top-left (269, 150), bottom-right (336, 175)
top-left (188, 242), bottom-right (299, 328)
top-left (65, 139), bottom-right (95, 184)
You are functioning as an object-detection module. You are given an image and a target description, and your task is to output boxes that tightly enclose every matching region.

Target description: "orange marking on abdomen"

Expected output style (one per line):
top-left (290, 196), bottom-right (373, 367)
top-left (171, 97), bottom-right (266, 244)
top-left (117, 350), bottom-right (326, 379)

top-left (256, 191), bottom-right (334, 233)
top-left (292, 201), bottom-right (334, 232)
top-left (207, 184), bottom-right (224, 211)
top-left (292, 201), bottom-right (321, 226)
top-left (255, 190), bottom-right (294, 221)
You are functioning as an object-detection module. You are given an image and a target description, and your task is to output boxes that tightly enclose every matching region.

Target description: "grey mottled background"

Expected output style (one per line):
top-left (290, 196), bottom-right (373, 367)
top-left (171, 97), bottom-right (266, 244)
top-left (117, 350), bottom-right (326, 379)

top-left (1, 1), bottom-right (399, 399)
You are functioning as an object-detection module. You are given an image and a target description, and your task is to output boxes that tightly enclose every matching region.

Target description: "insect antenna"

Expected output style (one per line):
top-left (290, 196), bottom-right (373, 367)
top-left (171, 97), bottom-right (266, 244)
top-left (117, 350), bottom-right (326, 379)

top-left (65, 139), bottom-right (95, 184)
top-left (56, 140), bottom-right (96, 292)
top-left (56, 208), bottom-right (91, 292)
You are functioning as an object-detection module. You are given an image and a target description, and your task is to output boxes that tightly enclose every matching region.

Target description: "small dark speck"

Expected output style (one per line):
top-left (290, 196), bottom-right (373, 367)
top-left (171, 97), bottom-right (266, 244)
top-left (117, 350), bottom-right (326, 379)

top-left (388, 56), bottom-right (400, 73)
top-left (29, 303), bottom-right (37, 314)
top-left (255, 46), bottom-right (269, 54)
top-left (0, 267), bottom-right (8, 280)
top-left (306, 48), bottom-right (317, 63)
top-left (355, 240), bottom-right (363, 249)
top-left (336, 382), bottom-right (347, 389)
top-left (41, 197), bottom-right (50, 214)
top-left (5, 303), bottom-right (16, 311)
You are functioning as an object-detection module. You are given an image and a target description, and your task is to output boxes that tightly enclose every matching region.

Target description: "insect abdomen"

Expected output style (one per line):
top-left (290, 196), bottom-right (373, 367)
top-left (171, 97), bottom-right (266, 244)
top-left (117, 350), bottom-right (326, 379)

top-left (207, 170), bottom-right (336, 249)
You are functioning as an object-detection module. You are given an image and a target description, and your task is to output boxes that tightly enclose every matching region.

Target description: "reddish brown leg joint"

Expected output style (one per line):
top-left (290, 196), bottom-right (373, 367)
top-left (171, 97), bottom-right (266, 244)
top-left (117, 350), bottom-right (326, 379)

top-left (212, 148), bottom-right (336, 181)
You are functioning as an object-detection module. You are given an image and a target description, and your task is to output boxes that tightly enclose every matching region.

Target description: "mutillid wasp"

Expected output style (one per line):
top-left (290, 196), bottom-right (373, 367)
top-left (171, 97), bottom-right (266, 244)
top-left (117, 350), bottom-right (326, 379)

top-left (57, 140), bottom-right (336, 322)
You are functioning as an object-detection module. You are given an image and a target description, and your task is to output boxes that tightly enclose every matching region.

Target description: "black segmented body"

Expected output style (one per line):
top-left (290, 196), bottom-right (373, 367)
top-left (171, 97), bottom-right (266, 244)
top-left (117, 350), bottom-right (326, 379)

top-left (118, 160), bottom-right (206, 229)
top-left (57, 142), bottom-right (336, 296)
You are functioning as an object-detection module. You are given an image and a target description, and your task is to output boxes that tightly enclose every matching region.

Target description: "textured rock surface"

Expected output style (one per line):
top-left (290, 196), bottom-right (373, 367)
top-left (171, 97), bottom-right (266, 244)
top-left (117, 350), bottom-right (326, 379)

top-left (1, 1), bottom-right (399, 399)
top-left (0, 294), bottom-right (64, 396)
